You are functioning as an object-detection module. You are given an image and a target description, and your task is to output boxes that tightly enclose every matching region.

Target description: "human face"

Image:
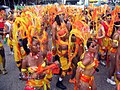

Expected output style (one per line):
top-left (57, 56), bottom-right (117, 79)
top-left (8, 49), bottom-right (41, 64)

top-left (59, 13), bottom-right (65, 21)
top-left (89, 41), bottom-right (97, 53)
top-left (106, 16), bottom-right (111, 23)
top-left (41, 22), bottom-right (45, 30)
top-left (30, 39), bottom-right (40, 54)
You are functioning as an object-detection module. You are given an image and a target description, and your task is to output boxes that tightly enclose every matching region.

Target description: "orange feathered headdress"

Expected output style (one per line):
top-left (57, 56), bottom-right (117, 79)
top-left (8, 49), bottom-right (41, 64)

top-left (72, 20), bottom-right (84, 30)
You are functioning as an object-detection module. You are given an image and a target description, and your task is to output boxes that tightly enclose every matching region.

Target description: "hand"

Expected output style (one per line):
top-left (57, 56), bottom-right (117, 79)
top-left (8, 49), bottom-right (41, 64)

top-left (54, 61), bottom-right (59, 65)
top-left (31, 73), bottom-right (38, 79)
top-left (76, 81), bottom-right (81, 88)
top-left (52, 46), bottom-right (57, 54)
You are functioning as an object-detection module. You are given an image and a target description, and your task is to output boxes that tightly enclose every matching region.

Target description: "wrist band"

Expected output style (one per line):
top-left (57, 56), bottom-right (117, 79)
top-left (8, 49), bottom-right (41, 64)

top-left (52, 46), bottom-right (56, 49)
top-left (21, 68), bottom-right (27, 72)
top-left (77, 61), bottom-right (85, 69)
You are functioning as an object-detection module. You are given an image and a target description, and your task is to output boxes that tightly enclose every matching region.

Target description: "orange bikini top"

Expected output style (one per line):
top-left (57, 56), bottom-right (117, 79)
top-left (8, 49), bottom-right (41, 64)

top-left (77, 59), bottom-right (99, 70)
top-left (28, 62), bottom-right (46, 73)
top-left (77, 53), bottom-right (99, 70)
top-left (56, 22), bottom-right (68, 38)
top-left (56, 23), bottom-right (69, 46)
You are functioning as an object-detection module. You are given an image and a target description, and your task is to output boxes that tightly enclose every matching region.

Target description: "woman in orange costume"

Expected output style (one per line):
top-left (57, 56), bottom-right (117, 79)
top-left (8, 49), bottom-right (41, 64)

top-left (12, 16), bottom-right (27, 72)
top-left (68, 20), bottom-right (85, 83)
top-left (4, 11), bottom-right (14, 54)
top-left (111, 22), bottom-right (120, 88)
top-left (75, 38), bottom-right (99, 90)
top-left (68, 30), bottom-right (84, 83)
top-left (21, 37), bottom-right (56, 90)
top-left (37, 20), bottom-right (49, 60)
top-left (95, 18), bottom-right (106, 66)
top-left (52, 13), bottom-right (69, 89)
top-left (100, 14), bottom-right (112, 66)
top-left (106, 22), bottom-right (120, 85)
top-left (115, 42), bottom-right (120, 90)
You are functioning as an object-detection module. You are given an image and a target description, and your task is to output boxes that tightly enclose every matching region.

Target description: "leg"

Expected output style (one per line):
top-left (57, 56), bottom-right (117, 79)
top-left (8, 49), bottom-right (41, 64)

top-left (0, 48), bottom-right (7, 75)
top-left (108, 53), bottom-right (116, 79)
top-left (55, 55), bottom-right (67, 89)
top-left (79, 81), bottom-right (89, 90)
top-left (71, 57), bottom-right (78, 79)
top-left (92, 80), bottom-right (97, 90)
top-left (106, 53), bottom-right (116, 85)
top-left (9, 45), bottom-right (14, 55)
top-left (10, 45), bottom-right (13, 52)
top-left (56, 77), bottom-right (67, 89)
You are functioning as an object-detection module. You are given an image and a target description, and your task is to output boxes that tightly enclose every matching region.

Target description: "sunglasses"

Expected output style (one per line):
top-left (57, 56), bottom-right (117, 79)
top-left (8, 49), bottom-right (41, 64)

top-left (91, 44), bottom-right (97, 48)
top-left (41, 23), bottom-right (44, 26)
top-left (59, 13), bottom-right (65, 16)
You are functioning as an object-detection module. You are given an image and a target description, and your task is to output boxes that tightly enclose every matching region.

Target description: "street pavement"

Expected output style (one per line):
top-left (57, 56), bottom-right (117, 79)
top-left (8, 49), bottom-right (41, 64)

top-left (0, 40), bottom-right (117, 90)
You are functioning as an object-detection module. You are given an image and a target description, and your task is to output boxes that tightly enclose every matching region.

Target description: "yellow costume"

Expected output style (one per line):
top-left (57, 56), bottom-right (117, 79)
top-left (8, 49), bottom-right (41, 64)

top-left (22, 62), bottom-right (52, 90)
top-left (55, 22), bottom-right (69, 71)
top-left (75, 58), bottom-right (99, 90)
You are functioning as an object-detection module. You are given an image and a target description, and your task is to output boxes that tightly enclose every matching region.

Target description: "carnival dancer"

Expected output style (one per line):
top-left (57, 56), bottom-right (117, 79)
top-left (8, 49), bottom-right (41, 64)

top-left (0, 9), bottom-right (7, 75)
top-left (52, 12), bottom-right (69, 89)
top-left (115, 42), bottom-right (120, 89)
top-left (100, 13), bottom-right (112, 66)
top-left (75, 38), bottom-right (99, 90)
top-left (12, 15), bottom-right (28, 72)
top-left (0, 40), bottom-right (7, 75)
top-left (95, 18), bottom-right (106, 66)
top-left (68, 30), bottom-right (84, 83)
top-left (68, 19), bottom-right (88, 83)
top-left (0, 9), bottom-right (6, 39)
top-left (106, 21), bottom-right (120, 85)
top-left (21, 37), bottom-right (50, 90)
top-left (108, 21), bottom-right (120, 87)
top-left (37, 20), bottom-right (50, 60)
top-left (4, 11), bottom-right (14, 55)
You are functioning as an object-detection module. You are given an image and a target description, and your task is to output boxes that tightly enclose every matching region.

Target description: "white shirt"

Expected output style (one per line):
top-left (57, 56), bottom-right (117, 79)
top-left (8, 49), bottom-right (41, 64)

top-left (5, 21), bottom-right (11, 32)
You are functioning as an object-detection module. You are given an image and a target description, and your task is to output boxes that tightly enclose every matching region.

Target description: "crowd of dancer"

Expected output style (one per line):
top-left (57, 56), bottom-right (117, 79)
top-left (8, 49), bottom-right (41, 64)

top-left (0, 3), bottom-right (120, 90)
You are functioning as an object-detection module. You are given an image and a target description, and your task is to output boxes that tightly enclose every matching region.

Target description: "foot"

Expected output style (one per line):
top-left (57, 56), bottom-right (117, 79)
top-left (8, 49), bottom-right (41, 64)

top-left (9, 51), bottom-right (14, 55)
top-left (0, 70), bottom-right (2, 74)
top-left (100, 61), bottom-right (106, 66)
top-left (19, 73), bottom-right (22, 80)
top-left (2, 69), bottom-right (7, 75)
top-left (11, 52), bottom-right (14, 55)
top-left (56, 81), bottom-right (67, 89)
top-left (107, 78), bottom-right (116, 85)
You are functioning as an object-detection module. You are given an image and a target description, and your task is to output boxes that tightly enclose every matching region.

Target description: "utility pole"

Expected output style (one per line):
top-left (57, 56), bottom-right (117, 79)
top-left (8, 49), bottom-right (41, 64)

top-left (4, 0), bottom-right (6, 5)
top-left (84, 0), bottom-right (89, 6)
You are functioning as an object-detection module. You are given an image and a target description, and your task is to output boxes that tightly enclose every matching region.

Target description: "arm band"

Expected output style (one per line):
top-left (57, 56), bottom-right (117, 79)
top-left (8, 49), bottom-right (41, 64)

top-left (77, 61), bottom-right (85, 69)
top-left (113, 40), bottom-right (118, 45)
top-left (21, 68), bottom-right (27, 72)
